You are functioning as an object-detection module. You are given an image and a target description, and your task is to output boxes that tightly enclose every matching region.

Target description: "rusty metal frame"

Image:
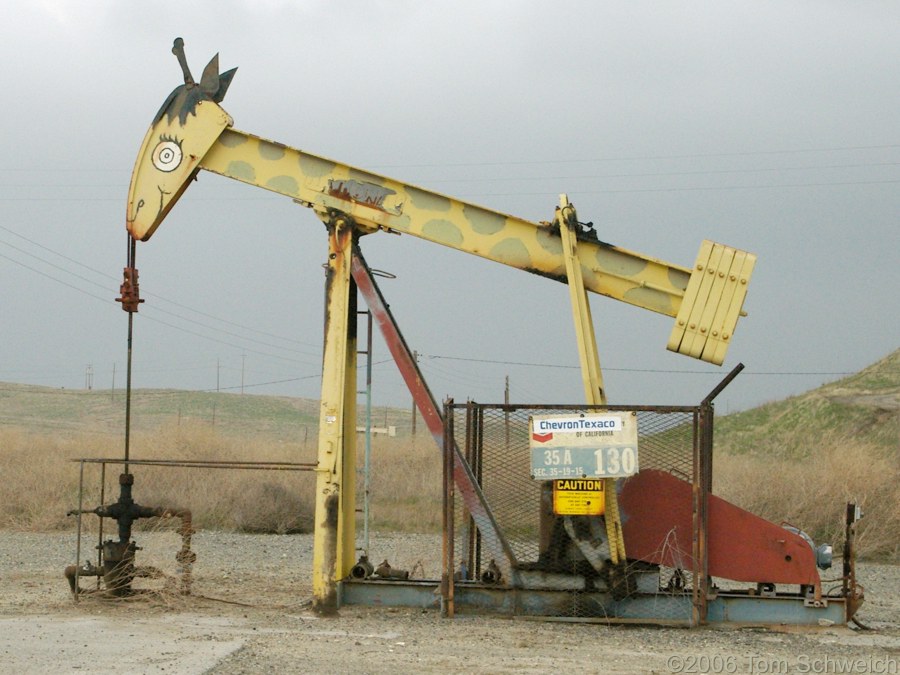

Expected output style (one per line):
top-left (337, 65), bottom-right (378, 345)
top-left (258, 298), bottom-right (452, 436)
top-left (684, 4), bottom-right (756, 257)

top-left (693, 404), bottom-right (709, 624)
top-left (694, 363), bottom-right (743, 622)
top-left (441, 400), bottom-right (456, 617)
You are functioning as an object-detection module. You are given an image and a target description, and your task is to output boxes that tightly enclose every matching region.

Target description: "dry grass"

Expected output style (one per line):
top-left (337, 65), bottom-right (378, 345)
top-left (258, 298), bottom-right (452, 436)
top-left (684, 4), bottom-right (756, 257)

top-left (0, 424), bottom-right (315, 534)
top-left (715, 435), bottom-right (899, 561)
top-left (0, 424), bottom-right (442, 536)
top-left (365, 435), bottom-right (442, 532)
top-left (1, 424), bottom-right (895, 560)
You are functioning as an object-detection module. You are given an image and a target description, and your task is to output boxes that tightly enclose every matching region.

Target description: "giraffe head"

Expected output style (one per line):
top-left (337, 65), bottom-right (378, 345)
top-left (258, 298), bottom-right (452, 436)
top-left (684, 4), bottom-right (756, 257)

top-left (126, 39), bottom-right (237, 241)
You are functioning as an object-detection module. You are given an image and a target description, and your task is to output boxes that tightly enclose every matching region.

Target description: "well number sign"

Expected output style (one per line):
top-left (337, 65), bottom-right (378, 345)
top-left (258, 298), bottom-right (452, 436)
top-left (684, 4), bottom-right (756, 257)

top-left (530, 412), bottom-right (639, 480)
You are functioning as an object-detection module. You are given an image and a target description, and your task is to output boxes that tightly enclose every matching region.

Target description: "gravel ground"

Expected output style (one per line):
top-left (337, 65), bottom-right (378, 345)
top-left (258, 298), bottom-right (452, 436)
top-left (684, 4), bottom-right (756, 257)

top-left (1, 530), bottom-right (897, 674)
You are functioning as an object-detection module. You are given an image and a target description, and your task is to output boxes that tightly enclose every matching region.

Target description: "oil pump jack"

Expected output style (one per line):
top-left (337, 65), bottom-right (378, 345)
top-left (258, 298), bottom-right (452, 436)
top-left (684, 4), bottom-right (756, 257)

top-left (105, 39), bottom-right (857, 623)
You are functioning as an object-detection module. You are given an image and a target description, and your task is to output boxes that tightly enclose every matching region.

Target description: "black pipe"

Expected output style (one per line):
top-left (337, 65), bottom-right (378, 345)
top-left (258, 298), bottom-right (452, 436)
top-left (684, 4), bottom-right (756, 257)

top-left (702, 362), bottom-right (745, 405)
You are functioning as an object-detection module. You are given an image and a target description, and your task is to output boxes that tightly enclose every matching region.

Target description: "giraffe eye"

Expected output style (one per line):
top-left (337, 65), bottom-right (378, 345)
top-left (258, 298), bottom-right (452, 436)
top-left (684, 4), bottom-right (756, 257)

top-left (151, 136), bottom-right (183, 172)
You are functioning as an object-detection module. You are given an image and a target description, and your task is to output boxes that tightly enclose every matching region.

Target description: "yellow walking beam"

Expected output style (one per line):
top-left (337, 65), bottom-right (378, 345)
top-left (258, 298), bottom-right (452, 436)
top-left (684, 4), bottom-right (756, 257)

top-left (128, 119), bottom-right (753, 365)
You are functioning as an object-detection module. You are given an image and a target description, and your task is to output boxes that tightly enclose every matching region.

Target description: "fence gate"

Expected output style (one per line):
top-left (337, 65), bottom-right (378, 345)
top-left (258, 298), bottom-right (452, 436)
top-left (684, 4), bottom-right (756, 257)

top-left (443, 402), bottom-right (712, 625)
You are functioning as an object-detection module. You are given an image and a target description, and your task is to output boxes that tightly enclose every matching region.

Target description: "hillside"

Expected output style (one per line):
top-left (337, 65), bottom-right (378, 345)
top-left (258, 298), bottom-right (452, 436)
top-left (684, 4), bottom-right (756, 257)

top-left (0, 383), bottom-right (413, 441)
top-left (715, 349), bottom-right (899, 457)
top-left (2, 350), bottom-right (897, 450)
top-left (1, 353), bottom-right (897, 557)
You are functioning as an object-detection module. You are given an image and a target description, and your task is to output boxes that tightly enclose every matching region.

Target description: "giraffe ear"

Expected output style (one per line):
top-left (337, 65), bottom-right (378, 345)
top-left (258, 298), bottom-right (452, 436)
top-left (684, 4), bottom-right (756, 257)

top-left (199, 53), bottom-right (237, 103)
top-left (214, 67), bottom-right (238, 103)
top-left (200, 53), bottom-right (221, 96)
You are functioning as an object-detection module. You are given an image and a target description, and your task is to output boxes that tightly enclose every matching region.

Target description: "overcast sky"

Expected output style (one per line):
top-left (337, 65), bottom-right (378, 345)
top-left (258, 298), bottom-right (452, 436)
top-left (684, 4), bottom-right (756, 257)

top-left (1, 0), bottom-right (897, 417)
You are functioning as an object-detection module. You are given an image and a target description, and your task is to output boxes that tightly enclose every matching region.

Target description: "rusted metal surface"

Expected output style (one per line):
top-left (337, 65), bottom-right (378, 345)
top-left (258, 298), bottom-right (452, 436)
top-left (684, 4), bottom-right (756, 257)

top-left (311, 213), bottom-right (357, 615)
top-left (374, 560), bottom-right (410, 580)
top-left (351, 248), bottom-right (517, 580)
top-left (67, 465), bottom-right (195, 598)
top-left (350, 249), bottom-right (443, 446)
top-left (350, 555), bottom-right (374, 580)
top-left (67, 456), bottom-right (305, 600)
top-left (115, 267), bottom-right (144, 313)
top-left (328, 179), bottom-right (397, 213)
top-left (72, 457), bottom-right (316, 471)
top-left (619, 469), bottom-right (821, 591)
top-left (313, 492), bottom-right (340, 615)
top-left (99, 539), bottom-right (137, 596)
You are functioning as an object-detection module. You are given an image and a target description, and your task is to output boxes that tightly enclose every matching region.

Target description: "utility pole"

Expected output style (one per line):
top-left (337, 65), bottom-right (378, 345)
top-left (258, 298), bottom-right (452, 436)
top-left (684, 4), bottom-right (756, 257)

top-left (85, 364), bottom-right (94, 391)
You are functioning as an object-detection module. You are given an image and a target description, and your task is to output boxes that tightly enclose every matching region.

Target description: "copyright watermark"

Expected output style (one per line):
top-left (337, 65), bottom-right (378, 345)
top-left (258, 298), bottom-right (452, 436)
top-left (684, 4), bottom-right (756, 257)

top-left (665, 654), bottom-right (898, 674)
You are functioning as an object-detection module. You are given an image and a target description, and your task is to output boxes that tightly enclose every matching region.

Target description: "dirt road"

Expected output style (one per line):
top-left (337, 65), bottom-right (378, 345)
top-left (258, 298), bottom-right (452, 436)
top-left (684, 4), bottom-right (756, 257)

top-left (2, 531), bottom-right (897, 674)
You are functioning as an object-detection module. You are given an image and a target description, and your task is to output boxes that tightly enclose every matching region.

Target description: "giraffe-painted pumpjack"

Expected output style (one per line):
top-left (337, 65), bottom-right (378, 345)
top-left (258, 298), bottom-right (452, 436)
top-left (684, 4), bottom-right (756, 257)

top-left (124, 39), bottom-right (760, 614)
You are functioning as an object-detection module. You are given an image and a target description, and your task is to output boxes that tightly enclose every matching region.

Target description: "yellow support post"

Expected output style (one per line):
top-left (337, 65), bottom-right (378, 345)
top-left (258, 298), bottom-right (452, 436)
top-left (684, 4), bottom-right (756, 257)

top-left (311, 214), bottom-right (357, 614)
top-left (557, 194), bottom-right (626, 567)
top-left (557, 195), bottom-right (605, 405)
top-left (340, 267), bottom-right (358, 585)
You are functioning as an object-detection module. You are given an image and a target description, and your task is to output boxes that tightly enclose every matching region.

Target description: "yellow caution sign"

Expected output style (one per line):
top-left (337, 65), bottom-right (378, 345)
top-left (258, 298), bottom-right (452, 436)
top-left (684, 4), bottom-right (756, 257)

top-left (552, 479), bottom-right (605, 516)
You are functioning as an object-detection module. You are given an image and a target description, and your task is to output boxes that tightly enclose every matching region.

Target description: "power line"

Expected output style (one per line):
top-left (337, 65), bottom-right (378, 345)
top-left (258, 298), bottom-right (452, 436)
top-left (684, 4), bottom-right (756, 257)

top-left (3, 141), bottom-right (899, 174)
top-left (4, 177), bottom-right (896, 203)
top-left (0, 224), bottom-right (320, 350)
top-left (409, 161), bottom-right (900, 185)
top-left (0, 252), bottom-right (113, 305)
top-left (423, 354), bottom-right (857, 376)
top-left (0, 357), bottom-right (396, 397)
top-left (205, 358), bottom-right (394, 393)
top-left (3, 160), bottom-right (899, 189)
top-left (0, 230), bottom-right (323, 362)
top-left (0, 248), bottom-right (314, 366)
top-left (368, 143), bottom-right (900, 169)
top-left (460, 178), bottom-right (900, 198)
top-left (0, 244), bottom-right (865, 380)
top-left (134, 314), bottom-right (314, 365)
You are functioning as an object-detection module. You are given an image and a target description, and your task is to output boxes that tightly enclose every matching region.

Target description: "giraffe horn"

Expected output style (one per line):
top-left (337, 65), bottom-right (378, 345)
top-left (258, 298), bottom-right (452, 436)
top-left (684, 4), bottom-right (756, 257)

top-left (172, 38), bottom-right (194, 86)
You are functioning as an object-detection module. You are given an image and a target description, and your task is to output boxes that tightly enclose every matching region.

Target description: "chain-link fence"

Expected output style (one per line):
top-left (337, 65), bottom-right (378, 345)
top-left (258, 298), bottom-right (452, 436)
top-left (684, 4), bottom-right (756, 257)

top-left (444, 402), bottom-right (711, 624)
